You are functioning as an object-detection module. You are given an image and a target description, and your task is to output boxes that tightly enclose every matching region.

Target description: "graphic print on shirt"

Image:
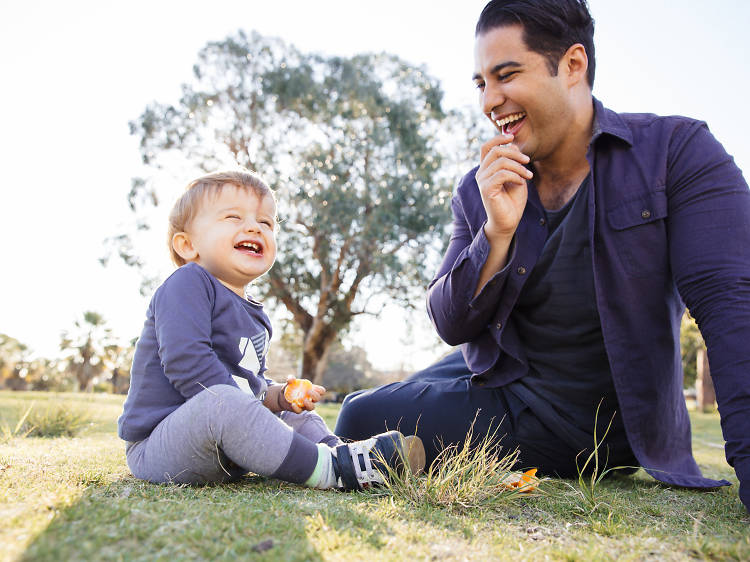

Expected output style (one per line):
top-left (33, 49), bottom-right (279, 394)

top-left (232, 328), bottom-right (269, 394)
top-left (238, 328), bottom-right (269, 374)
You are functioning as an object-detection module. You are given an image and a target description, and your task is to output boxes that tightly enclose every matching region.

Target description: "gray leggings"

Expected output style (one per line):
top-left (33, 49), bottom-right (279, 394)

top-left (126, 384), bottom-right (339, 485)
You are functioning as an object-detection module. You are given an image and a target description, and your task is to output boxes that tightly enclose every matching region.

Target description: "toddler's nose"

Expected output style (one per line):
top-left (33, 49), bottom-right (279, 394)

top-left (244, 218), bottom-right (261, 232)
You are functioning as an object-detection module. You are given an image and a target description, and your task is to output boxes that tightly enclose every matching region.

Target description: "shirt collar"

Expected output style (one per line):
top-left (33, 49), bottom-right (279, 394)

top-left (591, 97), bottom-right (633, 146)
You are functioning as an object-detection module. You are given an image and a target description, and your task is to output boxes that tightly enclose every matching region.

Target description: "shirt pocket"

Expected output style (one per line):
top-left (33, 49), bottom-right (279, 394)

top-left (606, 186), bottom-right (668, 278)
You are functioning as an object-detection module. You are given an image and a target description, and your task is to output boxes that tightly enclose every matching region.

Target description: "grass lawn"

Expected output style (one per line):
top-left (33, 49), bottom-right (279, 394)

top-left (1, 390), bottom-right (748, 561)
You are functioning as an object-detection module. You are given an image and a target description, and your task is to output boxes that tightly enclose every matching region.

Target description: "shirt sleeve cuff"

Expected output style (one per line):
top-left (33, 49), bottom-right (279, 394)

top-left (466, 226), bottom-right (516, 311)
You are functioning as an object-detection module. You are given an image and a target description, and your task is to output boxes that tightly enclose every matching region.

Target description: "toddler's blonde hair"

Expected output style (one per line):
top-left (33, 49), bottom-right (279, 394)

top-left (167, 170), bottom-right (274, 266)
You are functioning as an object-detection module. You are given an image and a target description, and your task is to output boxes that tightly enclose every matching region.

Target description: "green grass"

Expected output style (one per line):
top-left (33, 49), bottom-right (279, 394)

top-left (1, 390), bottom-right (748, 561)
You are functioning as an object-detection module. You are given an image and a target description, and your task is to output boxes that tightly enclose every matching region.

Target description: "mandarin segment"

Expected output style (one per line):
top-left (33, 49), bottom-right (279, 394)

top-left (284, 378), bottom-right (314, 409)
top-left (500, 467), bottom-right (540, 493)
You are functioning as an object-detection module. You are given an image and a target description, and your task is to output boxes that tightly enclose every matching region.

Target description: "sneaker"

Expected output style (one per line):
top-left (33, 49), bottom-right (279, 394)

top-left (333, 430), bottom-right (425, 491)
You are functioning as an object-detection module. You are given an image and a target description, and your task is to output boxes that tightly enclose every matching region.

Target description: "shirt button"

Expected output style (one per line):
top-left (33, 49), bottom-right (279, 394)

top-left (539, 217), bottom-right (546, 226)
top-left (495, 322), bottom-right (502, 330)
top-left (517, 266), bottom-right (527, 275)
top-left (641, 209), bottom-right (651, 219)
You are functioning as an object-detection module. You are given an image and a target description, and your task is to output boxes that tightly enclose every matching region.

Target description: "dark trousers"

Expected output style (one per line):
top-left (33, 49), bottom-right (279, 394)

top-left (335, 350), bottom-right (637, 477)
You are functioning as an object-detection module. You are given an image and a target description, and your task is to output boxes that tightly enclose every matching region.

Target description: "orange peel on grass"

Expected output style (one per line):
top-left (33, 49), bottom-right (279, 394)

top-left (284, 379), bottom-right (314, 409)
top-left (500, 468), bottom-right (539, 493)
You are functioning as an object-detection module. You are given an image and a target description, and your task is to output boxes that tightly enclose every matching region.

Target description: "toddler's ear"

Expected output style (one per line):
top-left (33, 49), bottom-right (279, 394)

top-left (172, 232), bottom-right (198, 262)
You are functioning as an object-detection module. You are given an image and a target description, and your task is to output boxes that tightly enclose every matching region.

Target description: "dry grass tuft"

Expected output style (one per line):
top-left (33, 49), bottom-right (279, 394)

top-left (377, 416), bottom-right (543, 510)
top-left (22, 402), bottom-right (94, 437)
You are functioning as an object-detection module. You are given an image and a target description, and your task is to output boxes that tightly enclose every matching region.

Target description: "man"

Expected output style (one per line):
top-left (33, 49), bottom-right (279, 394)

top-left (335, 0), bottom-right (750, 513)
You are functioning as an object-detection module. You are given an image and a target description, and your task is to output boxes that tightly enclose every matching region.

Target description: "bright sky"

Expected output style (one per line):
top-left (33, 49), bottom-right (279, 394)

top-left (1, 1), bottom-right (749, 371)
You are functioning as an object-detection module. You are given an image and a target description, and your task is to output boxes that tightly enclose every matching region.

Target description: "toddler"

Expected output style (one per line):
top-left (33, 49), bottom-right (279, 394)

top-left (117, 170), bottom-right (424, 489)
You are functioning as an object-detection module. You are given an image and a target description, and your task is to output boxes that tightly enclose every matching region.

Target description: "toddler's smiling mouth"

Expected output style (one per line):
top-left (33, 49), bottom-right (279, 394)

top-left (235, 241), bottom-right (263, 255)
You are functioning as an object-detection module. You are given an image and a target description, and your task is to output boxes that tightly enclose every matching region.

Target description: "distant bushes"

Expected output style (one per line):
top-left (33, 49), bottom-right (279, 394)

top-left (2, 402), bottom-right (93, 439)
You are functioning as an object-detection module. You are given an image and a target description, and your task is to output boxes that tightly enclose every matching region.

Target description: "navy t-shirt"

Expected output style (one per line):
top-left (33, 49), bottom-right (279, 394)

top-left (118, 262), bottom-right (273, 442)
top-left (507, 177), bottom-right (631, 457)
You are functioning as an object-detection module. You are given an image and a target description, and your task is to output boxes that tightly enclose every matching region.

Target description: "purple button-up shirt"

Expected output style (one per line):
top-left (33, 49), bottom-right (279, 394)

top-left (427, 98), bottom-right (750, 510)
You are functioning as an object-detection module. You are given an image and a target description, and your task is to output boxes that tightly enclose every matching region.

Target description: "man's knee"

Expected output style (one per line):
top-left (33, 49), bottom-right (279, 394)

top-left (336, 385), bottom-right (403, 439)
top-left (335, 389), bottom-right (376, 437)
top-left (341, 388), bottom-right (366, 409)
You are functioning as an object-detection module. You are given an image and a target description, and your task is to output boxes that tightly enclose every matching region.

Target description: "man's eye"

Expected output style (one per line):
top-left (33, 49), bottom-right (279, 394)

top-left (498, 71), bottom-right (518, 82)
top-left (226, 215), bottom-right (241, 220)
top-left (475, 82), bottom-right (485, 90)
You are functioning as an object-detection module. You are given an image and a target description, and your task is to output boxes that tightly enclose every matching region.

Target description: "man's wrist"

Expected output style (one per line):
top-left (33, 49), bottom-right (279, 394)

top-left (483, 221), bottom-right (516, 247)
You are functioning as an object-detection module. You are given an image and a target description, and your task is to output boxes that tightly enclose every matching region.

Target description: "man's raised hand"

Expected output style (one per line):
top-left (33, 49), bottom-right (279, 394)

top-left (476, 133), bottom-right (533, 242)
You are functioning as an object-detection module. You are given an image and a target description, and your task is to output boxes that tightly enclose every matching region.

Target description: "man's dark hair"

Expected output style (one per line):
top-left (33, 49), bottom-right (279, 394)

top-left (476, 0), bottom-right (596, 87)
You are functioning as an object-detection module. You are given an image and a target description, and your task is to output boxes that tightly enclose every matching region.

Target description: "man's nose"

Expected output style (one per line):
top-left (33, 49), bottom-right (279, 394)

top-left (481, 83), bottom-right (506, 116)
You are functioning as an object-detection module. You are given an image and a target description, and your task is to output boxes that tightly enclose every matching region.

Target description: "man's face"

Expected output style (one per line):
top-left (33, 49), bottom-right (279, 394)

top-left (473, 24), bottom-right (575, 163)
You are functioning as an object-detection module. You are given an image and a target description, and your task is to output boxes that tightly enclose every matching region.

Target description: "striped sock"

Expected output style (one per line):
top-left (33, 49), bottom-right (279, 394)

top-left (304, 444), bottom-right (337, 489)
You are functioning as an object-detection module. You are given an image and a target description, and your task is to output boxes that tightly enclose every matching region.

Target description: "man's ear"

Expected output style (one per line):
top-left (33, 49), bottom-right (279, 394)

top-left (172, 232), bottom-right (198, 263)
top-left (562, 43), bottom-right (588, 87)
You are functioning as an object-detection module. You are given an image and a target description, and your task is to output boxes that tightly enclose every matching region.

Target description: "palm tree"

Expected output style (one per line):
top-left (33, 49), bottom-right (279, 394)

top-left (60, 311), bottom-right (115, 392)
top-left (0, 334), bottom-right (31, 390)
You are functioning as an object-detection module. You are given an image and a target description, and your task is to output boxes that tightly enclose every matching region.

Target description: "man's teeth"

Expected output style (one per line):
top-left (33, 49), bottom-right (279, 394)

top-left (496, 112), bottom-right (526, 129)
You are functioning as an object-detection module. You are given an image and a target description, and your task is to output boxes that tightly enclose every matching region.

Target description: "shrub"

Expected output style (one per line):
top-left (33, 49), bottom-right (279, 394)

top-left (23, 403), bottom-right (94, 437)
top-left (0, 403), bottom-right (34, 443)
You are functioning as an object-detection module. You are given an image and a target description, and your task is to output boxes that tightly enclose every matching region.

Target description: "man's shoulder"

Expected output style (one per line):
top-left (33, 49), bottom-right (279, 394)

top-left (597, 101), bottom-right (706, 143)
top-left (618, 110), bottom-right (703, 130)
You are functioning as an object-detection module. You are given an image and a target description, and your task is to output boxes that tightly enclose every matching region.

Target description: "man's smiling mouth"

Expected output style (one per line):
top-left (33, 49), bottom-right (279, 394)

top-left (494, 112), bottom-right (526, 135)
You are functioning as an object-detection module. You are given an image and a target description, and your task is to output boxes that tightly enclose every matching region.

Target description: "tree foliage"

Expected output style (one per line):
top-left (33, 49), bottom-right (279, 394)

top-left (59, 311), bottom-right (117, 392)
top-left (0, 334), bottom-right (31, 390)
top-left (680, 310), bottom-right (704, 389)
top-left (117, 31), bottom-right (455, 382)
top-left (320, 342), bottom-right (373, 396)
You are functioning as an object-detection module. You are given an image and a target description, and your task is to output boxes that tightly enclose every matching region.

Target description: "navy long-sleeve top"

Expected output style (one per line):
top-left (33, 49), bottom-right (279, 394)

top-left (427, 98), bottom-right (750, 511)
top-left (118, 262), bottom-right (273, 442)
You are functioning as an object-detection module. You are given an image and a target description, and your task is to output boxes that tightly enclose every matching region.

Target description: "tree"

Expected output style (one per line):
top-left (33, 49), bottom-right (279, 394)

top-left (321, 342), bottom-right (373, 396)
top-left (680, 310), bottom-right (704, 389)
top-left (27, 358), bottom-right (70, 392)
top-left (100, 338), bottom-right (136, 394)
top-left (114, 31), bottom-right (454, 383)
top-left (0, 334), bottom-right (31, 390)
top-left (60, 311), bottom-right (117, 392)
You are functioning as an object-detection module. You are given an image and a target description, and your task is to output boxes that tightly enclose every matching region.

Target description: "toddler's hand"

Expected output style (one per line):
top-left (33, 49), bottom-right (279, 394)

top-left (283, 375), bottom-right (326, 413)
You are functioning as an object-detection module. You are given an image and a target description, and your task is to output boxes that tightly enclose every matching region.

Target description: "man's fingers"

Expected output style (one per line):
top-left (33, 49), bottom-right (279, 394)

top-left (482, 145), bottom-right (530, 169)
top-left (480, 133), bottom-right (515, 160)
top-left (480, 134), bottom-right (531, 163)
top-left (480, 170), bottom-right (529, 198)
top-left (479, 157), bottom-right (533, 183)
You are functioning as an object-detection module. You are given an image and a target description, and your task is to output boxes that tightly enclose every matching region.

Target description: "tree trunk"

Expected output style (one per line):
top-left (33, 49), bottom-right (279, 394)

top-left (76, 361), bottom-right (95, 392)
top-left (695, 347), bottom-right (716, 412)
top-left (299, 327), bottom-right (337, 384)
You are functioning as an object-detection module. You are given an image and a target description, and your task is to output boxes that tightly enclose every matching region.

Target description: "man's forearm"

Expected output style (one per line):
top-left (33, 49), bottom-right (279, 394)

top-left (473, 226), bottom-right (514, 297)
